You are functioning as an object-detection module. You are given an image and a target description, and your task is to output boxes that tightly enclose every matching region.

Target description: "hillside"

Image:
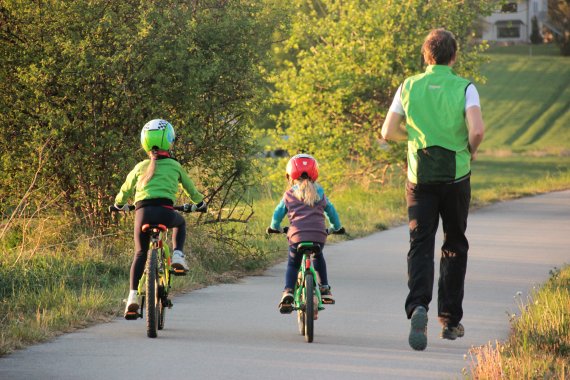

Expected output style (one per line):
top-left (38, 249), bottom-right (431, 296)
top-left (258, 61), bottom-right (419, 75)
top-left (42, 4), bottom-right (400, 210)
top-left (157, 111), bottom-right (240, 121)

top-left (477, 44), bottom-right (570, 152)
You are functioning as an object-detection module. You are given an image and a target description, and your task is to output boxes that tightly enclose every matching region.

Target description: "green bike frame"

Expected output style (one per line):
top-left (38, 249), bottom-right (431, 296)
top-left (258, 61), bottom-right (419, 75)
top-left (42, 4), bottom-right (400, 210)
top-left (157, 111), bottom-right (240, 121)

top-left (138, 232), bottom-right (171, 303)
top-left (293, 242), bottom-right (325, 312)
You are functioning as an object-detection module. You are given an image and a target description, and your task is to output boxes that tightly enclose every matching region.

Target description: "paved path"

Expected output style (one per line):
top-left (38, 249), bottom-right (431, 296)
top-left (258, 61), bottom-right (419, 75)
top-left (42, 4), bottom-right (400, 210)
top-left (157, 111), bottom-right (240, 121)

top-left (1, 191), bottom-right (569, 380)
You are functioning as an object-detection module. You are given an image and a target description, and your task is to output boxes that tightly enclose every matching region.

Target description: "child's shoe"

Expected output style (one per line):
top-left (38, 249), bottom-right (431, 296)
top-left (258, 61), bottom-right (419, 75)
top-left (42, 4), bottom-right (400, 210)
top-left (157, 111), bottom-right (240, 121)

top-left (278, 289), bottom-right (294, 314)
top-left (320, 285), bottom-right (335, 304)
top-left (124, 290), bottom-right (139, 319)
top-left (171, 250), bottom-right (189, 273)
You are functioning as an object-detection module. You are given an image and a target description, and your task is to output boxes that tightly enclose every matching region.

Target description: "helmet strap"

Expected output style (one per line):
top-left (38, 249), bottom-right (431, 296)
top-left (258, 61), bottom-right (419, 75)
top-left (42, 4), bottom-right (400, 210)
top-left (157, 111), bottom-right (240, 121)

top-left (150, 149), bottom-right (171, 159)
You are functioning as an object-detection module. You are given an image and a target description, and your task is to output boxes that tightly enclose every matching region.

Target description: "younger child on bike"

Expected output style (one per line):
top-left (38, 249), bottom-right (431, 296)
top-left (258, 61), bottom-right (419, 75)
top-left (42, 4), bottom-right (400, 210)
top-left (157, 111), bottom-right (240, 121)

top-left (267, 154), bottom-right (344, 313)
top-left (114, 119), bottom-right (207, 317)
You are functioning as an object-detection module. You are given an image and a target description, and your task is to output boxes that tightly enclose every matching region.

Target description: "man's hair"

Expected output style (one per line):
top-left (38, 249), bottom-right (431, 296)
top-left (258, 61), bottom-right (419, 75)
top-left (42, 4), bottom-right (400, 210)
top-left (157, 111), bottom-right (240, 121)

top-left (422, 28), bottom-right (457, 65)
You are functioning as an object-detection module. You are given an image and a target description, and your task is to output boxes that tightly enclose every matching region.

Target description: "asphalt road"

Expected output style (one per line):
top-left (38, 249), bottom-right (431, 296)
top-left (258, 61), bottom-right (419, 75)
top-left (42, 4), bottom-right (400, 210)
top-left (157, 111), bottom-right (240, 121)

top-left (1, 191), bottom-right (569, 380)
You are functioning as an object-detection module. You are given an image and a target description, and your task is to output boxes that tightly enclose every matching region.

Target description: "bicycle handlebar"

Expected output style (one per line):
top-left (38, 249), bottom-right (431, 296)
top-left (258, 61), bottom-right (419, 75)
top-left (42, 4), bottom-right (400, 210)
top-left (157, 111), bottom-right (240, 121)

top-left (266, 226), bottom-right (346, 235)
top-left (108, 204), bottom-right (206, 213)
top-left (109, 205), bottom-right (136, 212)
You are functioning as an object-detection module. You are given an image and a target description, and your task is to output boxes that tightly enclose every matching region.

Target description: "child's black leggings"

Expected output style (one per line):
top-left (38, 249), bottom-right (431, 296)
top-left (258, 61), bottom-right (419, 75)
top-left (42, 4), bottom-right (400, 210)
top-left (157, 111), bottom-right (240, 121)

top-left (130, 206), bottom-right (186, 290)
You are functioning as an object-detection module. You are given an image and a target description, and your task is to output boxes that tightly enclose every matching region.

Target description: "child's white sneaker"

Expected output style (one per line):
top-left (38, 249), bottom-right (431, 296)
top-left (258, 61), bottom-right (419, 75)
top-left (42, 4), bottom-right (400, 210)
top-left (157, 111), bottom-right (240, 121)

top-left (171, 250), bottom-right (189, 272)
top-left (124, 290), bottom-right (139, 317)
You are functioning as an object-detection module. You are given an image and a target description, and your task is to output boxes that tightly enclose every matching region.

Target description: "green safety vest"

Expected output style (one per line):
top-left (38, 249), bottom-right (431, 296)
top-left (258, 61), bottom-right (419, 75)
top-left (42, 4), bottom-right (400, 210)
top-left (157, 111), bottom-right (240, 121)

top-left (401, 65), bottom-right (471, 184)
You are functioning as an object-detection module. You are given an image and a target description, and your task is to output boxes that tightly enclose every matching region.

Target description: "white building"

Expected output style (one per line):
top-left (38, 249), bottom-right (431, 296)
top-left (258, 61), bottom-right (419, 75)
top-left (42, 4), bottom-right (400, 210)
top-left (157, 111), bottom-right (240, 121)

top-left (481, 0), bottom-right (551, 42)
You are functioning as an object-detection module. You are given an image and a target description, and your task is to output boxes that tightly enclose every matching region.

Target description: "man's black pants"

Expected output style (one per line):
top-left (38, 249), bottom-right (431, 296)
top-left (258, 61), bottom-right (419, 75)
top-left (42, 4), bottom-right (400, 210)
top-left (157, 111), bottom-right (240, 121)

top-left (404, 177), bottom-right (470, 327)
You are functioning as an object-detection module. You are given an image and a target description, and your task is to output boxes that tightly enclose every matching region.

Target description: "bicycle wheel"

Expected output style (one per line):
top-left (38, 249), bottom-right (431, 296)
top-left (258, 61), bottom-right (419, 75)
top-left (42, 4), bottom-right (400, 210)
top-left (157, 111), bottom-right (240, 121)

top-left (145, 249), bottom-right (159, 338)
top-left (304, 273), bottom-right (314, 343)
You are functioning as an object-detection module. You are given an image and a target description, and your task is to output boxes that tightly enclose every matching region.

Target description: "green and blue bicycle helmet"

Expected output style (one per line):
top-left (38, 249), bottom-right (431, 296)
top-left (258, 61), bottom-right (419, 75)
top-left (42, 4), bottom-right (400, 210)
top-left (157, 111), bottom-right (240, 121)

top-left (140, 119), bottom-right (176, 152)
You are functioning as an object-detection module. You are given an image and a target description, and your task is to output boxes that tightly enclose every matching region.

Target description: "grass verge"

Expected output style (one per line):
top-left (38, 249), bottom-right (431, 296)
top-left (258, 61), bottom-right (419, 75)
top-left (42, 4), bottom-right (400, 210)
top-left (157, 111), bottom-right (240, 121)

top-left (468, 265), bottom-right (570, 379)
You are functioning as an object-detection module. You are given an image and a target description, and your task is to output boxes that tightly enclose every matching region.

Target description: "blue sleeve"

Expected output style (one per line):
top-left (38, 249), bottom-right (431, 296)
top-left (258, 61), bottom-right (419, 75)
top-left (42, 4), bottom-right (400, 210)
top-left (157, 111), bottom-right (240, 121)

top-left (318, 186), bottom-right (342, 230)
top-left (270, 198), bottom-right (287, 229)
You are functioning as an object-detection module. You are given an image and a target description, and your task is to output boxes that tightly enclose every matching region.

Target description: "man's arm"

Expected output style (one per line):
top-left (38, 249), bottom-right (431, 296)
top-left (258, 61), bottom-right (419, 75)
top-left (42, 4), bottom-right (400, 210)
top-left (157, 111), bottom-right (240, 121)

top-left (381, 111), bottom-right (407, 141)
top-left (465, 106), bottom-right (485, 161)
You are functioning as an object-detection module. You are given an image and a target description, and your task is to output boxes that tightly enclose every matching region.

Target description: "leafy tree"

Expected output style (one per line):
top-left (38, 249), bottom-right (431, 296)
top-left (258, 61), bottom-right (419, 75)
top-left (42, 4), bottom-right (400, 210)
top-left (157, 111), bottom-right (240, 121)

top-left (0, 1), bottom-right (276, 231)
top-left (548, 0), bottom-right (570, 55)
top-left (268, 0), bottom-right (493, 185)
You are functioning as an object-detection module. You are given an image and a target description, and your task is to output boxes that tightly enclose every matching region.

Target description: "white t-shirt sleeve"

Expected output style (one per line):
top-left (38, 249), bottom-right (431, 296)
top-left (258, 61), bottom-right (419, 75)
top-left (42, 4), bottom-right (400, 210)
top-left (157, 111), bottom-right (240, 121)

top-left (465, 83), bottom-right (481, 110)
top-left (388, 85), bottom-right (405, 115)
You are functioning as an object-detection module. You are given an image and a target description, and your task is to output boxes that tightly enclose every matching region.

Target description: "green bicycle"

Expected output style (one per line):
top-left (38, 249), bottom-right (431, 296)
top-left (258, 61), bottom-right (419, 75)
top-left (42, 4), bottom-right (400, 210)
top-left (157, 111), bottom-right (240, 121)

top-left (294, 241), bottom-right (324, 343)
top-left (109, 204), bottom-right (201, 338)
top-left (269, 227), bottom-right (344, 343)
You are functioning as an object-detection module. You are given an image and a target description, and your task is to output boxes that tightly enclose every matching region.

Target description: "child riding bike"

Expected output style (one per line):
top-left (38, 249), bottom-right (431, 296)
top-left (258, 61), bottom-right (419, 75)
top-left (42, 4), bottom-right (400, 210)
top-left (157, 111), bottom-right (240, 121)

top-left (267, 154), bottom-right (344, 313)
top-left (114, 119), bottom-right (207, 318)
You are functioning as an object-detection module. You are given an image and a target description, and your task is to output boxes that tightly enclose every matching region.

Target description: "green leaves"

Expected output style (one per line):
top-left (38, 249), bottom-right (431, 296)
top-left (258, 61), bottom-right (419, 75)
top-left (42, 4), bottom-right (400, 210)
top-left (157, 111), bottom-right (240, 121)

top-left (269, 0), bottom-right (493, 184)
top-left (0, 0), bottom-right (275, 228)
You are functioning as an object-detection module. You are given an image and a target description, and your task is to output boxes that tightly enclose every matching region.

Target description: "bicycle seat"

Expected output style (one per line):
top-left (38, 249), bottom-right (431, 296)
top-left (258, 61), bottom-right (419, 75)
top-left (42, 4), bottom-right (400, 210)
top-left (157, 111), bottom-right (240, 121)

top-left (141, 224), bottom-right (168, 233)
top-left (297, 242), bottom-right (321, 256)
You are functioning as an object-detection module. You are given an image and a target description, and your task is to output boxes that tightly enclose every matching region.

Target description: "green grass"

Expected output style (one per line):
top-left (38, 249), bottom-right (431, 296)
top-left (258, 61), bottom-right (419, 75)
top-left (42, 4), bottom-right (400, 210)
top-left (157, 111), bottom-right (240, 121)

top-left (471, 154), bottom-right (570, 206)
top-left (0, 247), bottom-right (128, 354)
top-left (478, 44), bottom-right (570, 151)
top-left (469, 266), bottom-right (570, 379)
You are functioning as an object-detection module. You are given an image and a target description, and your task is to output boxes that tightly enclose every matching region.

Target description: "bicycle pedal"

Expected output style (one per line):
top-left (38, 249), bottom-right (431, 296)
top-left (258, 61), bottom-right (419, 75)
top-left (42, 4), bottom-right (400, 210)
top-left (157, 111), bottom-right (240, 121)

top-left (124, 312), bottom-right (140, 320)
top-left (278, 303), bottom-right (293, 314)
top-left (171, 268), bottom-right (188, 276)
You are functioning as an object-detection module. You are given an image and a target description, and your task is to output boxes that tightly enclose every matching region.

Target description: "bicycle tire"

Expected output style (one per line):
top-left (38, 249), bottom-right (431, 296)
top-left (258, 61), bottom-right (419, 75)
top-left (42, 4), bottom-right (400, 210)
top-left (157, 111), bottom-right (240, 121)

top-left (146, 249), bottom-right (159, 338)
top-left (304, 273), bottom-right (314, 343)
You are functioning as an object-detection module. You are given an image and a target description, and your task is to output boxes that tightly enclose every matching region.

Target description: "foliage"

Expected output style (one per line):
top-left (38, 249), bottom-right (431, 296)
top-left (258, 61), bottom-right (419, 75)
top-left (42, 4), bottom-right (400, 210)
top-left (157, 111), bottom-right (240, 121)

top-left (548, 0), bottom-right (570, 55)
top-left (267, 0), bottom-right (493, 185)
top-left (0, 0), bottom-right (276, 232)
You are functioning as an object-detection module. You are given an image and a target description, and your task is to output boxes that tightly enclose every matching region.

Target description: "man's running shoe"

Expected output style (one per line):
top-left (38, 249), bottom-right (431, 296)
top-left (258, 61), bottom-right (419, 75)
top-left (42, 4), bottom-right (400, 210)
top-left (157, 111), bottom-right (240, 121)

top-left (441, 323), bottom-right (465, 340)
top-left (408, 306), bottom-right (428, 351)
top-left (278, 289), bottom-right (294, 314)
top-left (320, 285), bottom-right (335, 304)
